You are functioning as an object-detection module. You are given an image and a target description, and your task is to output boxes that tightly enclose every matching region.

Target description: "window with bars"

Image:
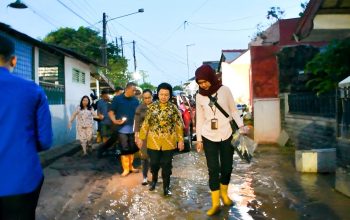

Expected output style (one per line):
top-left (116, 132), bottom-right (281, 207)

top-left (38, 49), bottom-right (65, 105)
top-left (72, 68), bottom-right (86, 84)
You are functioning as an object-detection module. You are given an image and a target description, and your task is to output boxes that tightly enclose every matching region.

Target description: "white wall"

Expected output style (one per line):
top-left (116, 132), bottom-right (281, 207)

top-left (253, 98), bottom-right (281, 143)
top-left (221, 50), bottom-right (251, 105)
top-left (49, 56), bottom-right (92, 146)
top-left (184, 80), bottom-right (198, 96)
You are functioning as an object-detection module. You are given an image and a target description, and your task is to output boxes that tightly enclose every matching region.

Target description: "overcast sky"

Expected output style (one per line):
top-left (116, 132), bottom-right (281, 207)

top-left (0, 0), bottom-right (305, 86)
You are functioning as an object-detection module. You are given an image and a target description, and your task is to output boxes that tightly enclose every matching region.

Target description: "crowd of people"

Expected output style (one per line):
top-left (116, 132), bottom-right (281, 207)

top-left (1, 33), bottom-right (248, 218)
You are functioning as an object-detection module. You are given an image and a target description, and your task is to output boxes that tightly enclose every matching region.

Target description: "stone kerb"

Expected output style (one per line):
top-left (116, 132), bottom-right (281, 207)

top-left (295, 148), bottom-right (336, 173)
top-left (335, 167), bottom-right (350, 197)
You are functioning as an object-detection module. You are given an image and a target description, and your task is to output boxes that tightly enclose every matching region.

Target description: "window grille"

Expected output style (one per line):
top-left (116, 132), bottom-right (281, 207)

top-left (39, 49), bottom-right (65, 105)
top-left (72, 68), bottom-right (86, 84)
top-left (0, 32), bottom-right (33, 80)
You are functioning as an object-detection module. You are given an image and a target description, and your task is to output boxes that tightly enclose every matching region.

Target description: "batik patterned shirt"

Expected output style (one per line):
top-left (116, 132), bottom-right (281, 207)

top-left (139, 101), bottom-right (184, 151)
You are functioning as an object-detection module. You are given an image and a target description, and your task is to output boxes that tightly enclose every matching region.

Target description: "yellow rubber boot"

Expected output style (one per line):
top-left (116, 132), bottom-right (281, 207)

top-left (207, 190), bottom-right (220, 216)
top-left (121, 155), bottom-right (130, 177)
top-left (220, 184), bottom-right (233, 206)
top-left (96, 131), bottom-right (101, 143)
top-left (129, 154), bottom-right (139, 173)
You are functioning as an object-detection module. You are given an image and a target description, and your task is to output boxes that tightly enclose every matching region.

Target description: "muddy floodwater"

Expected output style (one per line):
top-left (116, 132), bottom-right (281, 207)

top-left (37, 144), bottom-right (350, 220)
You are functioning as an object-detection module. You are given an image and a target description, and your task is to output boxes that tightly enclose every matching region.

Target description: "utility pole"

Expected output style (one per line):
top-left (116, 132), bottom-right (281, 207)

top-left (186, 44), bottom-right (195, 80)
top-left (133, 40), bottom-right (136, 72)
top-left (115, 37), bottom-right (119, 56)
top-left (102, 12), bottom-right (107, 66)
top-left (120, 36), bottom-right (124, 57)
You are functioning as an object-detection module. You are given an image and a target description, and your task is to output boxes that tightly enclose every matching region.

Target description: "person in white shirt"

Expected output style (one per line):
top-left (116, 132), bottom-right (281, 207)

top-left (195, 64), bottom-right (244, 216)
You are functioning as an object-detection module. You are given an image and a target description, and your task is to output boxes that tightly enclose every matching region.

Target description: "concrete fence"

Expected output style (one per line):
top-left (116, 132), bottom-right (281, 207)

top-left (280, 93), bottom-right (350, 167)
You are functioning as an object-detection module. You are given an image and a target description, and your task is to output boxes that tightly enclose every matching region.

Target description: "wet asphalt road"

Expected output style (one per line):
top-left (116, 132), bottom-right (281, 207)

top-left (36, 144), bottom-right (350, 220)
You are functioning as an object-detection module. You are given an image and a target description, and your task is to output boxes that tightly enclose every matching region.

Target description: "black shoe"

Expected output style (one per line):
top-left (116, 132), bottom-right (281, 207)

top-left (141, 178), bottom-right (148, 186)
top-left (163, 187), bottom-right (172, 196)
top-left (149, 182), bottom-right (156, 191)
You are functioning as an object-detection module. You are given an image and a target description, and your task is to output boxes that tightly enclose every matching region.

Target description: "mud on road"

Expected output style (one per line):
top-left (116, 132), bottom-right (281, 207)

top-left (36, 144), bottom-right (350, 220)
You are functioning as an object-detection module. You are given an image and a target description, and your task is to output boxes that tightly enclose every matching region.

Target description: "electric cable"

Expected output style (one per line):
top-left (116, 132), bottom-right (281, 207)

top-left (55, 0), bottom-right (97, 28)
top-left (187, 22), bottom-right (255, 32)
top-left (66, 0), bottom-right (97, 23)
top-left (116, 22), bottom-right (187, 65)
top-left (132, 44), bottom-right (184, 83)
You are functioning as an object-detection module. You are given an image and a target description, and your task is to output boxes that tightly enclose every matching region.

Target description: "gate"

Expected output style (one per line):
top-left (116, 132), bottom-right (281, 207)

top-left (337, 86), bottom-right (350, 139)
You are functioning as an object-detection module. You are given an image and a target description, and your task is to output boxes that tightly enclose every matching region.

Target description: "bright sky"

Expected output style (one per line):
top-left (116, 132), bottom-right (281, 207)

top-left (0, 0), bottom-right (305, 86)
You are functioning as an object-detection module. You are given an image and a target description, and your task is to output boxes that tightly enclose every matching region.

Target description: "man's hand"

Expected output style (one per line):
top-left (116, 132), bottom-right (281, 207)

top-left (112, 119), bottom-right (125, 125)
top-left (178, 141), bottom-right (185, 151)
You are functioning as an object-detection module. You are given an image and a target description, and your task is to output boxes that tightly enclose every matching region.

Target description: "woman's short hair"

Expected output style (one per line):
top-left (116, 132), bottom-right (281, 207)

top-left (157, 82), bottom-right (173, 96)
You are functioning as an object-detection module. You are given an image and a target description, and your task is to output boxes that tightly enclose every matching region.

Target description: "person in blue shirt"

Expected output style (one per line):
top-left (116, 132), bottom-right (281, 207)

top-left (97, 89), bottom-right (112, 143)
top-left (103, 82), bottom-right (140, 176)
top-left (0, 35), bottom-right (53, 219)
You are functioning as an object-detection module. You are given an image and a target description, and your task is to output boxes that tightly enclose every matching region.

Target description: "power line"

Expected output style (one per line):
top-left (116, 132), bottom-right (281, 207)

top-left (137, 43), bottom-right (186, 67)
top-left (187, 0), bottom-right (211, 19)
top-left (55, 0), bottom-right (96, 28)
top-left (191, 15), bottom-right (258, 25)
top-left (159, 0), bottom-right (210, 45)
top-left (187, 22), bottom-right (255, 32)
top-left (82, 0), bottom-right (100, 18)
top-left (158, 22), bottom-right (184, 46)
top-left (116, 22), bottom-right (187, 65)
top-left (25, 2), bottom-right (64, 30)
top-left (66, 0), bottom-right (97, 23)
top-left (134, 44), bottom-right (183, 82)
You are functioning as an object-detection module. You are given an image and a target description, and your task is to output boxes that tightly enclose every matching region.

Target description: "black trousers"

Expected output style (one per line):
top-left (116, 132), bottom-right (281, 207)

top-left (117, 133), bottom-right (138, 155)
top-left (0, 177), bottom-right (44, 220)
top-left (98, 131), bottom-right (138, 155)
top-left (147, 149), bottom-right (174, 188)
top-left (203, 136), bottom-right (234, 191)
top-left (98, 129), bottom-right (118, 153)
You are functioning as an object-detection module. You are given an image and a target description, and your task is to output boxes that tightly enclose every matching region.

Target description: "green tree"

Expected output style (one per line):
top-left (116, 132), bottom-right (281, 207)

top-left (44, 27), bottom-right (103, 62)
top-left (299, 1), bottom-right (309, 17)
top-left (250, 6), bottom-right (285, 41)
top-left (266, 7), bottom-right (285, 21)
top-left (173, 85), bottom-right (183, 91)
top-left (43, 26), bottom-right (128, 86)
top-left (107, 58), bottom-right (129, 87)
top-left (305, 38), bottom-right (350, 95)
top-left (139, 82), bottom-right (156, 91)
top-left (277, 45), bottom-right (319, 93)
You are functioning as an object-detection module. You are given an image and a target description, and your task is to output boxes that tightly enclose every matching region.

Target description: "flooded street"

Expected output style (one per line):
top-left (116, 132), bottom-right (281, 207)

top-left (37, 144), bottom-right (350, 220)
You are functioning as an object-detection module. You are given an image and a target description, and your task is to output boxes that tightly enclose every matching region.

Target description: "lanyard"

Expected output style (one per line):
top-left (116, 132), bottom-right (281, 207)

top-left (208, 93), bottom-right (218, 117)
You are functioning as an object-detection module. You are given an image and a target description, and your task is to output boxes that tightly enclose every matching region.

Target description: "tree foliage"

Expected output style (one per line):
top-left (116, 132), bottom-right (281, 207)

top-left (173, 85), bottom-right (183, 91)
top-left (266, 7), bottom-right (285, 21)
top-left (250, 6), bottom-right (285, 41)
top-left (277, 45), bottom-right (319, 93)
top-left (139, 82), bottom-right (156, 91)
top-left (43, 26), bottom-right (128, 86)
top-left (299, 1), bottom-right (309, 17)
top-left (305, 38), bottom-right (350, 95)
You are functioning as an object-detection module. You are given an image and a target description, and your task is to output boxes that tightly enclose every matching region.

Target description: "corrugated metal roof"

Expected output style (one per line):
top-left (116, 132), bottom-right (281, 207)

top-left (221, 50), bottom-right (246, 63)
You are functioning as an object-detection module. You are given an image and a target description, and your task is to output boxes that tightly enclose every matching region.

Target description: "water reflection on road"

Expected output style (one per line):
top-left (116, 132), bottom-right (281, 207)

top-left (93, 145), bottom-right (350, 220)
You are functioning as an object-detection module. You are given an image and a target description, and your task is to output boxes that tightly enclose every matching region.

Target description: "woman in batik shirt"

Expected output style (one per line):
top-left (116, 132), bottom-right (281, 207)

top-left (137, 83), bottom-right (184, 196)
